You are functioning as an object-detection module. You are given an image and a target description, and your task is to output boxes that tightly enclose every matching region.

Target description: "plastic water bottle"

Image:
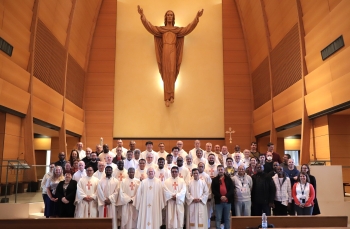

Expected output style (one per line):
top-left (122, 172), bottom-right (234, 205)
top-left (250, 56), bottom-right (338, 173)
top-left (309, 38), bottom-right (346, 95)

top-left (262, 213), bottom-right (267, 228)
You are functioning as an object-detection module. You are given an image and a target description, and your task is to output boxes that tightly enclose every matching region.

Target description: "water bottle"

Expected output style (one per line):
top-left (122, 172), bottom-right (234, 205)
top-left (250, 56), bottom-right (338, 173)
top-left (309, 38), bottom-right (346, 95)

top-left (261, 213), bottom-right (267, 228)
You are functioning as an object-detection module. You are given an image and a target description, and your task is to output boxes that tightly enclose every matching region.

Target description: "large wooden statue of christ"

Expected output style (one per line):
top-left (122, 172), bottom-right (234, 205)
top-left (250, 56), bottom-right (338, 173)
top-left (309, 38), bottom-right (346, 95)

top-left (137, 6), bottom-right (204, 107)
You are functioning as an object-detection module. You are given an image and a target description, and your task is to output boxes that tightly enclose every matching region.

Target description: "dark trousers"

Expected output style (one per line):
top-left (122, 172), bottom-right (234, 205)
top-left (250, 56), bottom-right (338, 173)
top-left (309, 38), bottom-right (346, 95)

top-left (295, 205), bottom-right (313, 215)
top-left (287, 200), bottom-right (296, 215)
top-left (273, 200), bottom-right (288, 215)
top-left (252, 203), bottom-right (271, 216)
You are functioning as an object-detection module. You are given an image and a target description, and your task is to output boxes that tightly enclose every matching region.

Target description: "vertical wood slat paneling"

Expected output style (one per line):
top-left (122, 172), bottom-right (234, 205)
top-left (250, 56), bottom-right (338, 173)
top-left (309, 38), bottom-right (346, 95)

top-left (66, 54), bottom-right (85, 108)
top-left (83, 0), bottom-right (116, 148)
top-left (34, 19), bottom-right (66, 95)
top-left (223, 0), bottom-right (253, 147)
top-left (251, 57), bottom-right (270, 109)
top-left (270, 24), bottom-right (301, 97)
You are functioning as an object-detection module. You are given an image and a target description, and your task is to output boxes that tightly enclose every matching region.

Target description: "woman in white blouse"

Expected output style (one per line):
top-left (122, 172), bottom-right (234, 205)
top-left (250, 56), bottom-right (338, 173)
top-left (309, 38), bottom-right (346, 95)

top-left (46, 165), bottom-right (64, 217)
top-left (292, 172), bottom-right (315, 215)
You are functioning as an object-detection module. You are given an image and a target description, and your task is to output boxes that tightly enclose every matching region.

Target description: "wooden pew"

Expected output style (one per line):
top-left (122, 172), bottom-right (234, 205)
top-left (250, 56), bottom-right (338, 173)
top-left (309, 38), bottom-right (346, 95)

top-left (231, 216), bottom-right (348, 229)
top-left (0, 218), bottom-right (112, 229)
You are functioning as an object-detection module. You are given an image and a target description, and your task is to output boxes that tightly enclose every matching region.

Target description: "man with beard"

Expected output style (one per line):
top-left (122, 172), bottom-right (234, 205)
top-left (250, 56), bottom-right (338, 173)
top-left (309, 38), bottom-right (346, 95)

top-left (163, 166), bottom-right (187, 229)
top-left (98, 144), bottom-right (115, 163)
top-left (186, 168), bottom-right (209, 229)
top-left (155, 157), bottom-right (171, 182)
top-left (249, 142), bottom-right (260, 163)
top-left (119, 168), bottom-right (140, 229)
top-left (97, 166), bottom-right (119, 229)
top-left (177, 156), bottom-right (190, 184)
top-left (251, 164), bottom-right (276, 216)
top-left (87, 152), bottom-right (99, 172)
top-left (211, 165), bottom-right (234, 229)
top-left (205, 153), bottom-right (218, 179)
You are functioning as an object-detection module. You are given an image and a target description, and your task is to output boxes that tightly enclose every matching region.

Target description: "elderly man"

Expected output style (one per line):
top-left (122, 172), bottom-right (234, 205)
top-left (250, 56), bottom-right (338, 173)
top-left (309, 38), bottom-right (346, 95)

top-left (186, 168), bottom-right (209, 229)
top-left (221, 146), bottom-right (232, 167)
top-left (119, 168), bottom-right (140, 229)
top-left (105, 154), bottom-right (117, 171)
top-left (77, 142), bottom-right (86, 160)
top-left (184, 154), bottom-right (197, 173)
top-left (82, 147), bottom-right (93, 166)
top-left (157, 142), bottom-right (168, 159)
top-left (176, 140), bottom-right (188, 158)
top-left (145, 151), bottom-right (158, 170)
top-left (97, 166), bottom-right (119, 229)
top-left (73, 161), bottom-right (86, 182)
top-left (135, 168), bottom-right (165, 229)
top-left (112, 139), bottom-right (128, 156)
top-left (76, 166), bottom-right (99, 218)
top-left (163, 166), bottom-right (187, 229)
top-left (93, 161), bottom-right (106, 180)
top-left (233, 165), bottom-right (253, 216)
top-left (233, 153), bottom-right (245, 173)
top-left (189, 140), bottom-right (202, 158)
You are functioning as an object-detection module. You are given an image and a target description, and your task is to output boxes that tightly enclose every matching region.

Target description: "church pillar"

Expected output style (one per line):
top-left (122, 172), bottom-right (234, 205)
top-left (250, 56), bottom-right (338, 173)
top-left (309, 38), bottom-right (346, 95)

top-left (0, 112), bottom-right (5, 183)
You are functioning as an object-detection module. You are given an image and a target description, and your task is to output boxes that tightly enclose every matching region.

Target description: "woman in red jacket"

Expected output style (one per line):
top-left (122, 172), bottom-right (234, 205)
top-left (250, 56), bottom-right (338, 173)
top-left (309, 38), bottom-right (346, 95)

top-left (292, 172), bottom-right (315, 215)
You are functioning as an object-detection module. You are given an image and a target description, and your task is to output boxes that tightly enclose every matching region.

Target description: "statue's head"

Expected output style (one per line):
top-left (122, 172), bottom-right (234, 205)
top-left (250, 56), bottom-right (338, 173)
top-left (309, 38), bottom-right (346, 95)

top-left (164, 10), bottom-right (175, 26)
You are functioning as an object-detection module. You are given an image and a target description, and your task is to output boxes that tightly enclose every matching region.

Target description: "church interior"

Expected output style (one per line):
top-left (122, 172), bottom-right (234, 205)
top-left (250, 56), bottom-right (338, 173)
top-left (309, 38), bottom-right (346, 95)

top-left (0, 0), bottom-right (350, 226)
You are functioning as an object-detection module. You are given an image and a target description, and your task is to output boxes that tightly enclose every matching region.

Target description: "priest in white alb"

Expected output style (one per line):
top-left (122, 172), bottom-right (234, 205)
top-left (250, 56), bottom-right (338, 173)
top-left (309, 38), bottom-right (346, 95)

top-left (93, 161), bottom-right (106, 180)
top-left (75, 166), bottom-right (99, 218)
top-left (186, 168), bottom-right (209, 229)
top-left (163, 166), bottom-right (187, 229)
top-left (135, 167), bottom-right (165, 229)
top-left (97, 166), bottom-right (119, 229)
top-left (119, 167), bottom-right (140, 229)
top-left (155, 157), bottom-right (170, 182)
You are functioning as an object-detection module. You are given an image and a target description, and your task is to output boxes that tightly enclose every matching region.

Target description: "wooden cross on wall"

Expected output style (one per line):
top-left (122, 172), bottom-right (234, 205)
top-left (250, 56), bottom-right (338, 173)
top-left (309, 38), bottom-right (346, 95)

top-left (225, 127), bottom-right (235, 144)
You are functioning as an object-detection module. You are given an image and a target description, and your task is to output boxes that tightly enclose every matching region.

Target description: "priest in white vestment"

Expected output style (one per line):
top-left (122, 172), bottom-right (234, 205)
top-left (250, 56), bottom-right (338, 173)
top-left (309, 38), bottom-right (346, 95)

top-left (73, 161), bottom-right (86, 182)
top-left (145, 152), bottom-right (158, 170)
top-left (124, 150), bottom-right (138, 170)
top-left (184, 155), bottom-right (197, 173)
top-left (157, 142), bottom-right (168, 159)
top-left (97, 166), bottom-right (119, 229)
top-left (135, 159), bottom-right (148, 181)
top-left (198, 162), bottom-right (213, 224)
top-left (119, 168), bottom-right (140, 229)
top-left (166, 154), bottom-right (175, 170)
top-left (135, 168), bottom-right (165, 229)
top-left (105, 154), bottom-right (117, 171)
top-left (155, 157), bottom-right (170, 182)
top-left (205, 154), bottom-right (219, 179)
top-left (163, 166), bottom-right (187, 229)
top-left (93, 161), bottom-right (106, 180)
top-left (176, 141), bottom-right (188, 159)
top-left (186, 168), bottom-right (209, 229)
top-left (193, 149), bottom-right (208, 165)
top-left (113, 160), bottom-right (128, 182)
top-left (98, 144), bottom-right (116, 162)
top-left (140, 141), bottom-right (158, 163)
top-left (188, 140), bottom-right (203, 158)
top-left (176, 157), bottom-right (190, 184)
top-left (75, 166), bottom-right (99, 218)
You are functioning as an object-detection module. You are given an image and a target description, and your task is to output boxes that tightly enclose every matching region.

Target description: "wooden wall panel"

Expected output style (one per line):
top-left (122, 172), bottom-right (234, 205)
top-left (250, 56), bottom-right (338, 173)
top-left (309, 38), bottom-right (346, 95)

top-left (65, 114), bottom-right (84, 136)
top-left (66, 54), bottom-right (85, 108)
top-left (32, 77), bottom-right (63, 110)
top-left (37, 0), bottom-right (71, 46)
top-left (236, 0), bottom-right (268, 71)
top-left (68, 0), bottom-right (102, 68)
top-left (84, 0), bottom-right (115, 148)
top-left (270, 24), bottom-right (301, 97)
top-left (273, 98), bottom-right (302, 128)
top-left (0, 0), bottom-right (33, 70)
top-left (253, 100), bottom-right (271, 122)
top-left (253, 115), bottom-right (271, 136)
top-left (273, 80), bottom-right (302, 111)
top-left (65, 99), bottom-right (84, 122)
top-left (310, 116), bottom-right (330, 161)
top-left (264, 0), bottom-right (298, 49)
top-left (32, 96), bottom-right (63, 127)
top-left (0, 55), bottom-right (30, 91)
top-left (0, 79), bottom-right (30, 114)
top-left (251, 58), bottom-right (270, 109)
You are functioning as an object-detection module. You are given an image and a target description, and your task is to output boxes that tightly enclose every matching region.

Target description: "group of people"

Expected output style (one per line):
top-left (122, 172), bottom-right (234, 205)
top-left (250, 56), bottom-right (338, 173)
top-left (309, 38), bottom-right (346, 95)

top-left (40, 140), bottom-right (320, 229)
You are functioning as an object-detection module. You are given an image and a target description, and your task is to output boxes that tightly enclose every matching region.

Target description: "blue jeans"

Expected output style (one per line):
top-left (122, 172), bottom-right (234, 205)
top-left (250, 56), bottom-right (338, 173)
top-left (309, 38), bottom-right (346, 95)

top-left (215, 203), bottom-right (231, 229)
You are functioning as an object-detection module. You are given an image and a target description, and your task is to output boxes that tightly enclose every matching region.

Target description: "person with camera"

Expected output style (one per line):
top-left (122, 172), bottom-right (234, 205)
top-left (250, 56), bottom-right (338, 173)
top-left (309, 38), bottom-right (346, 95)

top-left (292, 172), bottom-right (315, 215)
